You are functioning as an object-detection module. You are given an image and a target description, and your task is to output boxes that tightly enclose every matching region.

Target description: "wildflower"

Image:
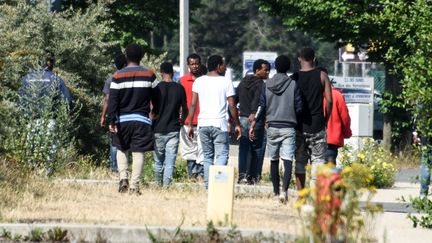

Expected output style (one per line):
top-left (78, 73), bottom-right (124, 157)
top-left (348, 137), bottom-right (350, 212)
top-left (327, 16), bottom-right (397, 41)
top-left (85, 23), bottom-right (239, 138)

top-left (357, 152), bottom-right (366, 160)
top-left (367, 186), bottom-right (377, 193)
top-left (294, 198), bottom-right (306, 208)
top-left (298, 188), bottom-right (311, 197)
top-left (342, 167), bottom-right (353, 175)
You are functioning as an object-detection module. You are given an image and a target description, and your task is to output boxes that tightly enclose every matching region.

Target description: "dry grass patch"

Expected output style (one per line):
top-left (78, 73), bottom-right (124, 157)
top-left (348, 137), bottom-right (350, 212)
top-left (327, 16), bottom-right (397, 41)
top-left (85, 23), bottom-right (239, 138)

top-left (1, 178), bottom-right (300, 233)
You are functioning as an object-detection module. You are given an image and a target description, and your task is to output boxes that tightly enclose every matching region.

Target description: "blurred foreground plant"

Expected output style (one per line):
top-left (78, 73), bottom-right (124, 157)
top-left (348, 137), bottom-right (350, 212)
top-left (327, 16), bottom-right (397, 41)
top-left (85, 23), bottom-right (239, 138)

top-left (295, 163), bottom-right (382, 242)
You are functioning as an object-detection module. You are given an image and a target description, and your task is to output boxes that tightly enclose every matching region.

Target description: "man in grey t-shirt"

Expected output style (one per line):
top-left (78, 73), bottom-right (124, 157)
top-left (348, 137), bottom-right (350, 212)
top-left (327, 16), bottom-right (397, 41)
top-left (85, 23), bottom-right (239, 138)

top-left (100, 54), bottom-right (127, 172)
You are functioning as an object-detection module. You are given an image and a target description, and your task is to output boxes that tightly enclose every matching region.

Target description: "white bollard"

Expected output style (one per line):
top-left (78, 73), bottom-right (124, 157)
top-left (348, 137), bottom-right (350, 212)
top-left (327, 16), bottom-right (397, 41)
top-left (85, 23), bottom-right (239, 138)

top-left (207, 165), bottom-right (235, 225)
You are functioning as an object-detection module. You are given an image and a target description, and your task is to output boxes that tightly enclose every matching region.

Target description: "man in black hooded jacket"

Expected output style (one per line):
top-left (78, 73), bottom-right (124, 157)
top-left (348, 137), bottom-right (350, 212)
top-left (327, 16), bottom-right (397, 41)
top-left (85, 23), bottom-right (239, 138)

top-left (236, 59), bottom-right (270, 184)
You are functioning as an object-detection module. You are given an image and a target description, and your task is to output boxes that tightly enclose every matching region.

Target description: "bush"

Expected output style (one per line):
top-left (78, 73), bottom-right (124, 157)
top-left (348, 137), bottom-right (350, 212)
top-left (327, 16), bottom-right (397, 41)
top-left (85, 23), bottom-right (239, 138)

top-left (0, 1), bottom-right (166, 168)
top-left (339, 138), bottom-right (397, 188)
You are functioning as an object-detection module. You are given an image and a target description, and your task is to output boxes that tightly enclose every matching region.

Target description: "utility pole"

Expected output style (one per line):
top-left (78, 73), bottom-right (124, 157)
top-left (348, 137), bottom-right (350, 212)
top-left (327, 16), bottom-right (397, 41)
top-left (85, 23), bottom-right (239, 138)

top-left (180, 0), bottom-right (189, 76)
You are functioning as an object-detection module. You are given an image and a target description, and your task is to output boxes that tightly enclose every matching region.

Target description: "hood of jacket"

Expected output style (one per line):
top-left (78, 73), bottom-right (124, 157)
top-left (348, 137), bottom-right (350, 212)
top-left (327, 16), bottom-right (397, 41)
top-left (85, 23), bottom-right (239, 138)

top-left (241, 74), bottom-right (262, 89)
top-left (266, 73), bottom-right (292, 95)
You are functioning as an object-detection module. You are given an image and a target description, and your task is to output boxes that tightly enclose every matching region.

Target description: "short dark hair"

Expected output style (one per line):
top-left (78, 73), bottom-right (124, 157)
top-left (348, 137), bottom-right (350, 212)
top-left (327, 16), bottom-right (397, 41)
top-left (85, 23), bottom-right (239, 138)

top-left (207, 55), bottom-right (224, 72)
top-left (114, 54), bottom-right (127, 70)
top-left (275, 55), bottom-right (291, 73)
top-left (45, 50), bottom-right (55, 68)
top-left (253, 59), bottom-right (270, 73)
top-left (299, 47), bottom-right (315, 62)
top-left (198, 64), bottom-right (207, 76)
top-left (125, 43), bottom-right (144, 63)
top-left (160, 62), bottom-right (174, 74)
top-left (187, 53), bottom-right (201, 64)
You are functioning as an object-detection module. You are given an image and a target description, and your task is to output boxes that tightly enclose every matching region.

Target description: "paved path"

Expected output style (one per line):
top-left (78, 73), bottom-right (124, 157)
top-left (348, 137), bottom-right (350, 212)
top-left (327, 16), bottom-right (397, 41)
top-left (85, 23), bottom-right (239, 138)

top-left (370, 169), bottom-right (432, 243)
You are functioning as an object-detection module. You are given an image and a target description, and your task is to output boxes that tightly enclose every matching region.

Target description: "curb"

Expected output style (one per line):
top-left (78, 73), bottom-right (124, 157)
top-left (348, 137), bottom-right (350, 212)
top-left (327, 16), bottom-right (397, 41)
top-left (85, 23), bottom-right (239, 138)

top-left (0, 223), bottom-right (296, 243)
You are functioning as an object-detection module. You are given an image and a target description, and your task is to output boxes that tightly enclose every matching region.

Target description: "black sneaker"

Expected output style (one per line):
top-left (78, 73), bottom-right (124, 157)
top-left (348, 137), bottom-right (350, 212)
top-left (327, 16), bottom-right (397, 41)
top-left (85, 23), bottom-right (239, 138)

top-left (118, 179), bottom-right (129, 193)
top-left (129, 188), bottom-right (142, 196)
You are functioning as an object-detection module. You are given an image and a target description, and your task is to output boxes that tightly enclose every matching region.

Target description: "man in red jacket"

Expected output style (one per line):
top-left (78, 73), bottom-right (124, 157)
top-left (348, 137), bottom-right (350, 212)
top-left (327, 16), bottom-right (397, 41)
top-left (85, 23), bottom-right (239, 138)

top-left (323, 78), bottom-right (352, 163)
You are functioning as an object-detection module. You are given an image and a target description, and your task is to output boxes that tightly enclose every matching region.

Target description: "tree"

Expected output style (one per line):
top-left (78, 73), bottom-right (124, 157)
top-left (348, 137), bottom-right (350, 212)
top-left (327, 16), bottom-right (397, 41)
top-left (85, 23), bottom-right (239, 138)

top-left (258, 0), bottom-right (415, 150)
top-left (188, 0), bottom-right (337, 79)
top-left (382, 0), bottom-right (432, 139)
top-left (62, 0), bottom-right (201, 54)
top-left (0, 0), bottom-right (114, 161)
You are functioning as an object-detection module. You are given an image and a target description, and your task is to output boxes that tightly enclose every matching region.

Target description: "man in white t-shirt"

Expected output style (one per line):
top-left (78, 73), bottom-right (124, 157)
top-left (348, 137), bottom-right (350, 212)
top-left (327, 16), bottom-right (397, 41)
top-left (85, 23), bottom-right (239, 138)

top-left (187, 55), bottom-right (241, 189)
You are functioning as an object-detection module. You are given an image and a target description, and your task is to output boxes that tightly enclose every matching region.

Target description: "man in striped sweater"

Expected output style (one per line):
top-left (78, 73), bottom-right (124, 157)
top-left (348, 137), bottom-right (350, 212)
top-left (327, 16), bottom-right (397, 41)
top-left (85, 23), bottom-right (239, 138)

top-left (107, 43), bottom-right (157, 195)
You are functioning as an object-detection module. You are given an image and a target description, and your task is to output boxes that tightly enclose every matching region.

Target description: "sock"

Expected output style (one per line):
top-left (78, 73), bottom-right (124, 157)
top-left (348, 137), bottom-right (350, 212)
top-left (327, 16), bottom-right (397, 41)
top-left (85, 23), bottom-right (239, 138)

top-left (282, 160), bottom-right (293, 193)
top-left (270, 160), bottom-right (280, 195)
top-left (295, 173), bottom-right (306, 190)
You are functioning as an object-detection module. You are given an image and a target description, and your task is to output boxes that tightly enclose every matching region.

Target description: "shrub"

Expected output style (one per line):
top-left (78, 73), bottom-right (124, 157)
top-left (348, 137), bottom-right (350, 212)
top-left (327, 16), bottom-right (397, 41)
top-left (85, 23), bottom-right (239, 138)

top-left (295, 163), bottom-right (381, 242)
top-left (0, 1), bottom-right (166, 168)
top-left (339, 138), bottom-right (397, 188)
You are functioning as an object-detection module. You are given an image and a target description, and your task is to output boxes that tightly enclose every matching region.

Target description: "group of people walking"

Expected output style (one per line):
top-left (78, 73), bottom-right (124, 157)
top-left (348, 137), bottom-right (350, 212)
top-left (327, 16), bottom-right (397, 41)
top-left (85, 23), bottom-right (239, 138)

top-left (102, 43), bottom-right (352, 199)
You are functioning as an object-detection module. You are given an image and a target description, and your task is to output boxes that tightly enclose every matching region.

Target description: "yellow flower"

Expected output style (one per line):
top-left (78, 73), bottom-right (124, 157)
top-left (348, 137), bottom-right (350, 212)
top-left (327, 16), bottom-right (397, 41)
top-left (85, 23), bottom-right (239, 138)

top-left (342, 167), bottom-right (353, 175)
top-left (298, 188), bottom-right (311, 197)
top-left (294, 199), bottom-right (306, 208)
top-left (357, 152), bottom-right (366, 160)
top-left (367, 186), bottom-right (377, 193)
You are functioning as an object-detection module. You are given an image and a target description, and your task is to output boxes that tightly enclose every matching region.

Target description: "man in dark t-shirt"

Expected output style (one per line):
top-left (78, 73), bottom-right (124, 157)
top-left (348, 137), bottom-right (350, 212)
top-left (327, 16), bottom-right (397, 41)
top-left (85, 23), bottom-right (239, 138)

top-left (152, 62), bottom-right (188, 186)
top-left (294, 47), bottom-right (333, 190)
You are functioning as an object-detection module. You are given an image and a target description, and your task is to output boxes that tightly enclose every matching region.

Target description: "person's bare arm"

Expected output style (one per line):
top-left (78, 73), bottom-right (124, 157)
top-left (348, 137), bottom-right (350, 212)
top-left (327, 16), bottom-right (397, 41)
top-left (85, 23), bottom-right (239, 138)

top-left (187, 92), bottom-right (198, 139)
top-left (227, 96), bottom-right (241, 140)
top-left (100, 94), bottom-right (109, 127)
top-left (321, 71), bottom-right (333, 123)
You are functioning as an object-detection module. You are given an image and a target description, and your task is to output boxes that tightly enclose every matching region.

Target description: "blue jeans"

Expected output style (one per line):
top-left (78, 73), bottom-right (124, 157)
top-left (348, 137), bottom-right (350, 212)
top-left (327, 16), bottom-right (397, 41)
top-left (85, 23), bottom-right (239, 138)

top-left (199, 126), bottom-right (229, 189)
top-left (187, 161), bottom-right (204, 178)
top-left (419, 145), bottom-right (432, 196)
top-left (153, 132), bottom-right (180, 186)
top-left (110, 141), bottom-right (118, 172)
top-left (238, 116), bottom-right (265, 183)
top-left (267, 127), bottom-right (296, 161)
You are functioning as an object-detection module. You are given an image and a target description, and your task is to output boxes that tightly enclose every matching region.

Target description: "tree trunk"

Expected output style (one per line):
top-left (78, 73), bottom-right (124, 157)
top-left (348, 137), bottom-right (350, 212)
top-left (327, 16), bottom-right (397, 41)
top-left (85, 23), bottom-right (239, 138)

top-left (382, 63), bottom-right (400, 151)
top-left (382, 63), bottom-right (409, 152)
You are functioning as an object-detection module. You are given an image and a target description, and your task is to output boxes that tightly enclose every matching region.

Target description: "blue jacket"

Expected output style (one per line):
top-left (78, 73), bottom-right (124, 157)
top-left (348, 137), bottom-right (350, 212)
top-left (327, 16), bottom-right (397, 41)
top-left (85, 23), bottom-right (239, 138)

top-left (20, 68), bottom-right (72, 111)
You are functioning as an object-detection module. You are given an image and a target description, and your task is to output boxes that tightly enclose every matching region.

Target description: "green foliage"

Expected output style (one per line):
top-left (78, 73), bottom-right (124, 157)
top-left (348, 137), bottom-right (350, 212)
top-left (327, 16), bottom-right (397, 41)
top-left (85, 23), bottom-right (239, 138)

top-left (173, 159), bottom-right (189, 183)
top-left (0, 0), bottom-right (114, 162)
top-left (382, 0), bottom-right (432, 139)
top-left (46, 227), bottom-right (68, 242)
top-left (28, 228), bottom-right (44, 242)
top-left (403, 196), bottom-right (432, 228)
top-left (339, 138), bottom-right (397, 188)
top-left (189, 0), bottom-right (337, 79)
top-left (0, 1), bottom-right (167, 168)
top-left (0, 228), bottom-right (12, 240)
top-left (2, 72), bottom-right (80, 173)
